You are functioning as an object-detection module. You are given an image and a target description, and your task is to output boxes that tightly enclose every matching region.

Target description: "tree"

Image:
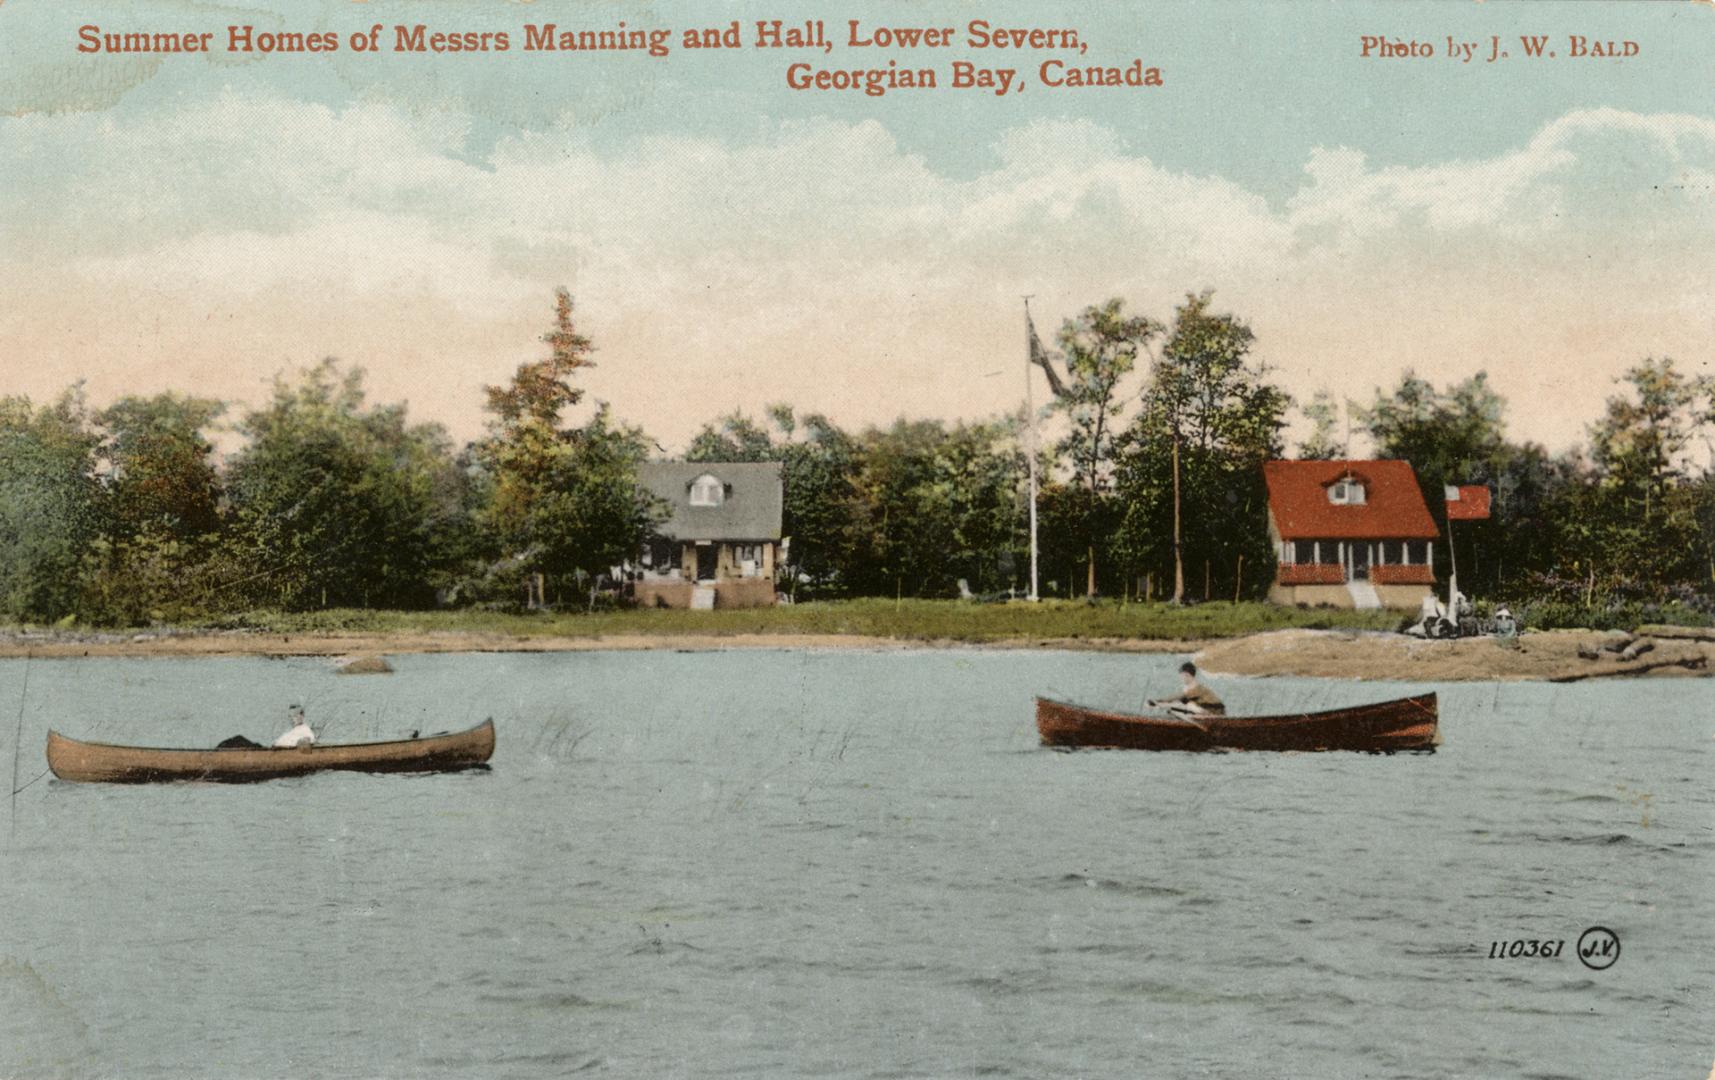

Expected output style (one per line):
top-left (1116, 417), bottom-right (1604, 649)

top-left (0, 389), bottom-right (104, 620)
top-left (485, 288), bottom-right (593, 431)
top-left (527, 405), bottom-right (658, 589)
top-left (1683, 472), bottom-right (1715, 595)
top-left (97, 393), bottom-right (225, 543)
top-left (1120, 291), bottom-right (1283, 603)
top-left (1353, 370), bottom-right (1507, 586)
top-left (1588, 357), bottom-right (1704, 515)
top-left (225, 360), bottom-right (460, 609)
top-left (841, 419), bottom-right (954, 597)
top-left (1355, 371), bottom-right (1508, 485)
top-left (835, 418), bottom-right (1027, 598)
top-left (480, 288), bottom-right (596, 566)
top-left (685, 410), bottom-right (776, 463)
top-left (1578, 358), bottom-right (1714, 593)
top-left (1481, 440), bottom-right (1576, 595)
top-left (1048, 299), bottom-right (1162, 597)
top-left (765, 408), bottom-right (861, 595)
top-left (932, 417), bottom-right (1030, 595)
top-left (1296, 389), bottom-right (1346, 460)
top-left (1034, 478), bottom-right (1104, 598)
top-left (477, 288), bottom-right (656, 604)
top-left (74, 394), bottom-right (229, 624)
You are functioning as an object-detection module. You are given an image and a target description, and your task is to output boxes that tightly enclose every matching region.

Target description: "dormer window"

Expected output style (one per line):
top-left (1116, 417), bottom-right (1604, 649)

top-left (689, 474), bottom-right (725, 507)
top-left (1328, 478), bottom-right (1366, 505)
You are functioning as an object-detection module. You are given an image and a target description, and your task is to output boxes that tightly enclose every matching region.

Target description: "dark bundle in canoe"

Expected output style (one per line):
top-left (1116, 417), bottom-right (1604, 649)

top-left (1036, 694), bottom-right (1438, 753)
top-left (45, 719), bottom-right (495, 784)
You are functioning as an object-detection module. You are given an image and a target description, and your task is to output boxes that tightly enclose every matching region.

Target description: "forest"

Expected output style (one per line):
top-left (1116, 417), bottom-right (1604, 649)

top-left (2, 289), bottom-right (1710, 629)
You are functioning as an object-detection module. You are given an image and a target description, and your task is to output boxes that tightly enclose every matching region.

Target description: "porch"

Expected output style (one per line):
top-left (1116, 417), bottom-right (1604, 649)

top-left (1275, 538), bottom-right (1435, 585)
top-left (631, 538), bottom-right (779, 609)
top-left (1271, 539), bottom-right (1434, 610)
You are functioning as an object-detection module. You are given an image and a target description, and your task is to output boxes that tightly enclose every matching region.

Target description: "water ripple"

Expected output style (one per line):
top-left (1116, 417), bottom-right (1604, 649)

top-left (1, 651), bottom-right (1706, 1080)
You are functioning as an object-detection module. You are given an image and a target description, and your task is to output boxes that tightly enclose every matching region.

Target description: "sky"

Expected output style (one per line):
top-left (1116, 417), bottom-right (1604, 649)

top-left (2, 0), bottom-right (1712, 456)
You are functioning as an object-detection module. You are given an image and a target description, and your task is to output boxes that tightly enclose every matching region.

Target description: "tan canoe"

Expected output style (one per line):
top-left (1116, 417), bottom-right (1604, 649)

top-left (46, 719), bottom-right (495, 784)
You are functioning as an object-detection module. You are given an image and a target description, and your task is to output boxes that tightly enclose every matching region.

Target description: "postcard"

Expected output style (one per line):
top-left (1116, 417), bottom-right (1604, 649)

top-left (2, 1), bottom-right (1710, 1077)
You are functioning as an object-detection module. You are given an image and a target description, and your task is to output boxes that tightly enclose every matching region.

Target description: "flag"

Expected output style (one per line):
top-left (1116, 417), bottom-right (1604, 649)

top-left (1444, 484), bottom-right (1491, 521)
top-left (1027, 312), bottom-right (1068, 400)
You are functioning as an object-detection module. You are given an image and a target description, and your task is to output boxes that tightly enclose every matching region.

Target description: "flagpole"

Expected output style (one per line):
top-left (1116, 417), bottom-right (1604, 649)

top-left (1439, 485), bottom-right (1460, 613)
top-left (1446, 516), bottom-right (1458, 610)
top-left (1024, 297), bottom-right (1040, 602)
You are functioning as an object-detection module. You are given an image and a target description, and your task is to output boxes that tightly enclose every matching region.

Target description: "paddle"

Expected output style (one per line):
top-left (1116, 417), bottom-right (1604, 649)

top-left (1144, 700), bottom-right (1212, 732)
top-left (10, 653), bottom-right (29, 839)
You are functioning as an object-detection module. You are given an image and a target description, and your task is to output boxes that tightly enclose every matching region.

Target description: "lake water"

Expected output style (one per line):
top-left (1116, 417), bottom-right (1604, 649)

top-left (0, 649), bottom-right (1710, 1079)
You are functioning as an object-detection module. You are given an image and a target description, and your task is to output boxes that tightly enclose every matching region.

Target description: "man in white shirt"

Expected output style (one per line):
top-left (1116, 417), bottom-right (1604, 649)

top-left (274, 705), bottom-right (316, 748)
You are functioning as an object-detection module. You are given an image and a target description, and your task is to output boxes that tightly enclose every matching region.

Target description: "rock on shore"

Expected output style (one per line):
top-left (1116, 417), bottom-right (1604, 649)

top-left (335, 655), bottom-right (394, 674)
top-left (1195, 628), bottom-right (1711, 682)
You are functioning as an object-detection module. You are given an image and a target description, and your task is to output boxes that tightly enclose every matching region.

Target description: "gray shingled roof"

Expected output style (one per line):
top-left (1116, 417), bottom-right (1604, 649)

top-left (638, 462), bottom-right (783, 541)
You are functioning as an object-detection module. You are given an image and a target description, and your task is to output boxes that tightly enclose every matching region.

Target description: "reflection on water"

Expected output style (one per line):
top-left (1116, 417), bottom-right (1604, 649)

top-left (0, 650), bottom-right (1710, 1078)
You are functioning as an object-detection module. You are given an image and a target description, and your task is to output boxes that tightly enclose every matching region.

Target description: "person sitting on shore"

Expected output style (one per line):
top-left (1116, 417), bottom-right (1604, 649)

top-left (273, 705), bottom-right (316, 748)
top-left (1148, 662), bottom-right (1226, 719)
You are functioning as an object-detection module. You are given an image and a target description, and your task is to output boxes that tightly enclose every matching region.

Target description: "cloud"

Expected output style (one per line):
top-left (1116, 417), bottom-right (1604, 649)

top-left (1287, 107), bottom-right (1715, 250)
top-left (2, 97), bottom-right (1711, 454)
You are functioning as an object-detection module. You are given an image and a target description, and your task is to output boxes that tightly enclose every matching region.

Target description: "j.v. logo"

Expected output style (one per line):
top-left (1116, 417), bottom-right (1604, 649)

top-left (1577, 927), bottom-right (1620, 971)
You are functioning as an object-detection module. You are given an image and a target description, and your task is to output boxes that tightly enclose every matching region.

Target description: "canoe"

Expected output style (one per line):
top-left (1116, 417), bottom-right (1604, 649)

top-left (1035, 694), bottom-right (1438, 753)
top-left (45, 719), bottom-right (495, 784)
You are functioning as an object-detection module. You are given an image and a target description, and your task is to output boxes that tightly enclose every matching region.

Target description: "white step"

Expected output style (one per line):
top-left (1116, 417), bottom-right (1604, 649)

top-left (1345, 579), bottom-right (1382, 610)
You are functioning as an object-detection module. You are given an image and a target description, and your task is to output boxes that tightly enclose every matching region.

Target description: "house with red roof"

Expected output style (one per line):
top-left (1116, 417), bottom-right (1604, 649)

top-left (1262, 460), bottom-right (1439, 610)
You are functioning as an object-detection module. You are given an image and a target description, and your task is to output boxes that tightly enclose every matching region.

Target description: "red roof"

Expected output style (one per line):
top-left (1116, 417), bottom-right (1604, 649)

top-left (1444, 484), bottom-right (1491, 521)
top-left (1263, 460), bottom-right (1438, 540)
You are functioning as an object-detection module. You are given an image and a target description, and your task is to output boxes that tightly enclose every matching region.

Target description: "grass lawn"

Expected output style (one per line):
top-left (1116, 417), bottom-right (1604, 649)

top-left (176, 598), bottom-right (1403, 642)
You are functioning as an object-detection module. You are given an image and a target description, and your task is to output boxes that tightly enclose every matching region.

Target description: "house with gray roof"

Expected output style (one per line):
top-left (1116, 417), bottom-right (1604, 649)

top-left (631, 462), bottom-right (784, 608)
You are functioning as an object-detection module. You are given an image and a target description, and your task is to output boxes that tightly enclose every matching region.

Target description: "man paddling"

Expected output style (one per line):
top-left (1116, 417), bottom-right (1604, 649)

top-left (1147, 662), bottom-right (1226, 720)
top-left (273, 704), bottom-right (316, 748)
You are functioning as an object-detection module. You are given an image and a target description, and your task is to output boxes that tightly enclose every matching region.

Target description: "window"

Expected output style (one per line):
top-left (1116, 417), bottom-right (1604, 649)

top-left (647, 538), bottom-right (676, 574)
top-left (734, 543), bottom-right (761, 577)
top-left (689, 474), bottom-right (724, 507)
top-left (1406, 540), bottom-right (1428, 565)
top-left (1293, 540), bottom-right (1317, 564)
top-left (1327, 479), bottom-right (1367, 505)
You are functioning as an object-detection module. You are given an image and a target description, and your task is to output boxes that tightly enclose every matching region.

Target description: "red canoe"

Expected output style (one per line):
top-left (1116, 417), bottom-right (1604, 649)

top-left (1036, 693), bottom-right (1438, 753)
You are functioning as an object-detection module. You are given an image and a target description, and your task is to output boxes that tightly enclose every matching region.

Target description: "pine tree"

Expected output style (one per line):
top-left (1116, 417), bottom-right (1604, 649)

top-left (477, 289), bottom-right (653, 606)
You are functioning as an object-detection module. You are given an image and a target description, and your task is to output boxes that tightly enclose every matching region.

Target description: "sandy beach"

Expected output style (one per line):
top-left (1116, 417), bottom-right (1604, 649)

top-left (0, 625), bottom-right (1707, 682)
top-left (1195, 627), bottom-right (1713, 682)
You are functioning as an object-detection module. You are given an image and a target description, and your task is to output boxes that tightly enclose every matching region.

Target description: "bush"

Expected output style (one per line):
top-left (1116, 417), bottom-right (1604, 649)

top-left (1506, 570), bottom-right (1714, 631)
top-left (76, 535), bottom-right (232, 626)
top-left (1515, 598), bottom-right (1715, 632)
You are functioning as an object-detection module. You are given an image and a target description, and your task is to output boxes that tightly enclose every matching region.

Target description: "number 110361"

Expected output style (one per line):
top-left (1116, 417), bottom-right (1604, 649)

top-left (1488, 939), bottom-right (1564, 959)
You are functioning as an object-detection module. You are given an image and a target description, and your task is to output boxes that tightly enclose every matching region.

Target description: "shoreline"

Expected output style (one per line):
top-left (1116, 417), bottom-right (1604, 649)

top-left (0, 626), bottom-right (1707, 682)
top-left (0, 629), bottom-right (1200, 660)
